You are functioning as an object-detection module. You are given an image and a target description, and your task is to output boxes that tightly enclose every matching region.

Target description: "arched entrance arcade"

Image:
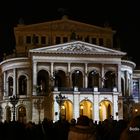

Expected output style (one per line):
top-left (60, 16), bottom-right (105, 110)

top-left (99, 100), bottom-right (113, 121)
top-left (80, 100), bottom-right (93, 119)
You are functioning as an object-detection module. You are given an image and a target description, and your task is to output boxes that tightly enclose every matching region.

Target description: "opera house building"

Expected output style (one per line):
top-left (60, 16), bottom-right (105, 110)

top-left (0, 16), bottom-right (140, 123)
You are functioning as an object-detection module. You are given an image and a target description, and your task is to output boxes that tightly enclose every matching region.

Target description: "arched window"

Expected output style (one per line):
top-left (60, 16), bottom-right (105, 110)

top-left (104, 71), bottom-right (116, 88)
top-left (53, 70), bottom-right (66, 90)
top-left (88, 70), bottom-right (100, 88)
top-left (6, 106), bottom-right (11, 122)
top-left (8, 76), bottom-right (13, 96)
top-left (72, 70), bottom-right (83, 88)
top-left (37, 70), bottom-right (49, 95)
top-left (18, 75), bottom-right (27, 95)
top-left (18, 106), bottom-right (26, 123)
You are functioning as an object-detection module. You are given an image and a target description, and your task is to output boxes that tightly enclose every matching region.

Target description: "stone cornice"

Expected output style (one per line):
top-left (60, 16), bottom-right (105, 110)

top-left (30, 51), bottom-right (125, 57)
top-left (0, 57), bottom-right (29, 66)
top-left (121, 60), bottom-right (136, 69)
top-left (29, 41), bottom-right (126, 57)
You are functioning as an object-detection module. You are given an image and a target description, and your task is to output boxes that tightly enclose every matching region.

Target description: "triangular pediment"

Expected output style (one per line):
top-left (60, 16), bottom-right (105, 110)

top-left (30, 41), bottom-right (126, 56)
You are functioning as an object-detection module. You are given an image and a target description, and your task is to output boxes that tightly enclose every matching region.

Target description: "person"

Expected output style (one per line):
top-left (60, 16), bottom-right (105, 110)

top-left (68, 115), bottom-right (96, 140)
top-left (120, 115), bottom-right (140, 140)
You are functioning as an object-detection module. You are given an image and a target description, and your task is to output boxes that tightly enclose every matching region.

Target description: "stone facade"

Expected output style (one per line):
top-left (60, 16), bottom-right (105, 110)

top-left (0, 16), bottom-right (139, 123)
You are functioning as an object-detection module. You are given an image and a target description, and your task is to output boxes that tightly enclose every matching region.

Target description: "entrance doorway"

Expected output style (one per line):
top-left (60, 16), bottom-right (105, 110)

top-left (99, 100), bottom-right (112, 121)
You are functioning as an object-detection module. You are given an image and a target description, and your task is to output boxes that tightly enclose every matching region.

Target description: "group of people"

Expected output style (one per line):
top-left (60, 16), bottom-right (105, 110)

top-left (68, 115), bottom-right (140, 140)
top-left (0, 115), bottom-right (140, 140)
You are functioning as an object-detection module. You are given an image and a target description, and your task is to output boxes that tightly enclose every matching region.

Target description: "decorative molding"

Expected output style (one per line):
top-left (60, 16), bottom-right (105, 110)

top-left (57, 43), bottom-right (93, 52)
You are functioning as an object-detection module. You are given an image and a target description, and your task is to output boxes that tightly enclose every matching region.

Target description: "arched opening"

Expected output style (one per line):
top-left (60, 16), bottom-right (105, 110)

top-left (61, 100), bottom-right (73, 121)
top-left (54, 70), bottom-right (67, 90)
top-left (18, 106), bottom-right (26, 123)
top-left (99, 100), bottom-right (112, 121)
top-left (6, 106), bottom-right (11, 122)
top-left (88, 70), bottom-right (99, 88)
top-left (37, 70), bottom-right (49, 95)
top-left (18, 75), bottom-right (27, 95)
top-left (8, 76), bottom-right (13, 96)
top-left (80, 100), bottom-right (93, 119)
top-left (72, 70), bottom-right (83, 88)
top-left (104, 71), bottom-right (116, 88)
top-left (121, 78), bottom-right (125, 96)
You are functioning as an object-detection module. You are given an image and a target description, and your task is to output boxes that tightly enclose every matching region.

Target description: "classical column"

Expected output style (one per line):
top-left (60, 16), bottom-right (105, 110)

top-left (93, 92), bottom-right (99, 122)
top-left (67, 63), bottom-right (71, 88)
top-left (33, 62), bottom-right (37, 95)
top-left (50, 62), bottom-right (55, 89)
top-left (124, 71), bottom-right (129, 95)
top-left (117, 64), bottom-right (121, 92)
top-left (101, 64), bottom-right (105, 88)
top-left (53, 95), bottom-right (59, 121)
top-left (113, 92), bottom-right (119, 120)
top-left (84, 63), bottom-right (88, 88)
top-left (50, 62), bottom-right (54, 77)
top-left (13, 68), bottom-right (17, 96)
top-left (73, 92), bottom-right (80, 119)
top-left (130, 73), bottom-right (133, 97)
top-left (3, 71), bottom-right (6, 96)
top-left (139, 79), bottom-right (140, 102)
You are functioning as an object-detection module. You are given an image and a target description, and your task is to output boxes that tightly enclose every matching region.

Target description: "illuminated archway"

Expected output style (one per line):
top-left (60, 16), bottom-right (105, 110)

top-left (60, 100), bottom-right (73, 122)
top-left (80, 100), bottom-right (93, 119)
top-left (99, 100), bottom-right (112, 121)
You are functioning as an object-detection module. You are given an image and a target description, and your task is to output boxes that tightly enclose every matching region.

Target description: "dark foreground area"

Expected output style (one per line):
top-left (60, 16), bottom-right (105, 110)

top-left (0, 115), bottom-right (140, 140)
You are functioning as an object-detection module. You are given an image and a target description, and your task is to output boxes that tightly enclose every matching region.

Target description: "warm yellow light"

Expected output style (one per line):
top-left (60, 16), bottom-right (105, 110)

top-left (135, 108), bottom-right (138, 113)
top-left (61, 105), bottom-right (65, 109)
top-left (80, 105), bottom-right (83, 109)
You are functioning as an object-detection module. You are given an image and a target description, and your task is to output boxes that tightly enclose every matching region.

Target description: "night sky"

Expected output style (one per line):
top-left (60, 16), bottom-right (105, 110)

top-left (0, 1), bottom-right (140, 67)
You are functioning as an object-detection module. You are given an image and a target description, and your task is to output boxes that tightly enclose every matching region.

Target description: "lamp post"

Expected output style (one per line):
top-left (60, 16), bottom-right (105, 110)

top-left (9, 95), bottom-right (19, 121)
top-left (55, 92), bottom-right (66, 120)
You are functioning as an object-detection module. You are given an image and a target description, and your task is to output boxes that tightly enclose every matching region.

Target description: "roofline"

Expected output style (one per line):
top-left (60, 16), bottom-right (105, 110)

top-left (121, 60), bottom-right (136, 69)
top-left (29, 40), bottom-right (127, 55)
top-left (0, 57), bottom-right (29, 65)
top-left (15, 16), bottom-right (115, 33)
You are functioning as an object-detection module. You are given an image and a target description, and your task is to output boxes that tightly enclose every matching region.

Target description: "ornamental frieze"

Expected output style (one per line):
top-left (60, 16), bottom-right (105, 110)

top-left (57, 43), bottom-right (93, 52)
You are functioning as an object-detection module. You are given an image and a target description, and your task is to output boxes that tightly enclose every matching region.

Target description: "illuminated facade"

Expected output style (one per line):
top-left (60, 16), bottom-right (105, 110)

top-left (0, 16), bottom-right (140, 123)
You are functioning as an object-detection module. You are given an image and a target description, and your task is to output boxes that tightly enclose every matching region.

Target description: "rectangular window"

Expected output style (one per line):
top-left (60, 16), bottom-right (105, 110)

top-left (63, 37), bottom-right (68, 43)
top-left (55, 36), bottom-right (61, 44)
top-left (41, 36), bottom-right (46, 44)
top-left (34, 36), bottom-right (39, 44)
top-left (99, 38), bottom-right (104, 46)
top-left (133, 80), bottom-right (139, 98)
top-left (92, 38), bottom-right (96, 44)
top-left (26, 36), bottom-right (31, 44)
top-left (85, 36), bottom-right (89, 42)
top-left (32, 34), bottom-right (39, 44)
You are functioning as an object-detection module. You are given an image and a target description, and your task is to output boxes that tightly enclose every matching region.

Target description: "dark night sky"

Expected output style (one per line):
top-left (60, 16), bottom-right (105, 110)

top-left (0, 1), bottom-right (140, 67)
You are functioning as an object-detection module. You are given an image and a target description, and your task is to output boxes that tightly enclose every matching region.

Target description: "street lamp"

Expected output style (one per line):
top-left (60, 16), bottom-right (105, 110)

top-left (9, 95), bottom-right (19, 121)
top-left (55, 92), bottom-right (67, 120)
